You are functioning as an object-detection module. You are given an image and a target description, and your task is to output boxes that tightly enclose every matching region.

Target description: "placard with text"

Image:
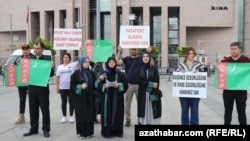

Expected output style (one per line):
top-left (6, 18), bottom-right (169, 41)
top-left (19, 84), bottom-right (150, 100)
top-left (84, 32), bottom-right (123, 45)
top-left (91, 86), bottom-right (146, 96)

top-left (172, 72), bottom-right (207, 98)
top-left (53, 28), bottom-right (82, 50)
top-left (119, 25), bottom-right (149, 48)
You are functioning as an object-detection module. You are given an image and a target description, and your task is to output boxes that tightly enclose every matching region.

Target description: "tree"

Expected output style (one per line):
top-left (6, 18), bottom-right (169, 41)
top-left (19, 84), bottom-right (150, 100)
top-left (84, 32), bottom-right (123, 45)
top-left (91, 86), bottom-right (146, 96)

top-left (28, 37), bottom-right (56, 56)
top-left (176, 46), bottom-right (195, 56)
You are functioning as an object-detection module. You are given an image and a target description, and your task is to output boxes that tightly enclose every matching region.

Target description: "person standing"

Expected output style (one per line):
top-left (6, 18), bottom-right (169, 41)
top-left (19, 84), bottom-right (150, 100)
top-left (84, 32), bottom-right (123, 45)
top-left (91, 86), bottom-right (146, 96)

top-left (136, 51), bottom-right (162, 125)
top-left (200, 57), bottom-right (207, 72)
top-left (177, 48), bottom-right (202, 125)
top-left (23, 41), bottom-right (54, 137)
top-left (98, 57), bottom-right (128, 138)
top-left (222, 42), bottom-right (250, 125)
top-left (115, 47), bottom-right (142, 127)
top-left (70, 56), bottom-right (96, 138)
top-left (14, 44), bottom-right (35, 124)
top-left (56, 53), bottom-right (78, 123)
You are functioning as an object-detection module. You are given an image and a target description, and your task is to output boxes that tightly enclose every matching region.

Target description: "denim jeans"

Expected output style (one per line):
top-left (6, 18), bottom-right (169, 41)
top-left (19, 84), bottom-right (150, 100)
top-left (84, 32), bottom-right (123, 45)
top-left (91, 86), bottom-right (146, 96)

top-left (179, 97), bottom-right (200, 125)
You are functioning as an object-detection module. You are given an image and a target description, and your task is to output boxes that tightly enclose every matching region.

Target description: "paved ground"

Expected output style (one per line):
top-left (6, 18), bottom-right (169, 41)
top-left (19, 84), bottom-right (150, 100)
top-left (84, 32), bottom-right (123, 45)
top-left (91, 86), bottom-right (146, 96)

top-left (0, 74), bottom-right (249, 141)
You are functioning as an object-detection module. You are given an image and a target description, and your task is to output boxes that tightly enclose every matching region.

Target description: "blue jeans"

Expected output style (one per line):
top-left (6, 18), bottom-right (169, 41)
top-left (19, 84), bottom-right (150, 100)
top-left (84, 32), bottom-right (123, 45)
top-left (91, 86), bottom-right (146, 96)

top-left (179, 97), bottom-right (200, 125)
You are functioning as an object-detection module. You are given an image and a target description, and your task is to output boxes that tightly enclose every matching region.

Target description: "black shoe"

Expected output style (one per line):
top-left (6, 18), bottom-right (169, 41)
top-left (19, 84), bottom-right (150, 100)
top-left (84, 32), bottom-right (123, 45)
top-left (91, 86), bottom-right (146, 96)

top-left (43, 130), bottom-right (50, 137)
top-left (23, 131), bottom-right (38, 137)
top-left (125, 121), bottom-right (130, 127)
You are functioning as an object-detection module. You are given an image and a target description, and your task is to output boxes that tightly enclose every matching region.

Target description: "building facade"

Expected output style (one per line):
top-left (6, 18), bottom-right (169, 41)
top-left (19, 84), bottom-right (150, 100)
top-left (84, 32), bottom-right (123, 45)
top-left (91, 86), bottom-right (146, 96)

top-left (0, 0), bottom-right (245, 68)
top-left (245, 0), bottom-right (250, 54)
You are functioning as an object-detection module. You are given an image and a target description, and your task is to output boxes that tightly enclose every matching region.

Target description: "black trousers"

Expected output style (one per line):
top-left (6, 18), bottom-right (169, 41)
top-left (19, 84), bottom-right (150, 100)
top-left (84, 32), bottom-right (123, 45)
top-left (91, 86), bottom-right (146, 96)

top-left (28, 85), bottom-right (50, 132)
top-left (17, 86), bottom-right (28, 114)
top-left (60, 89), bottom-right (74, 116)
top-left (223, 90), bottom-right (247, 125)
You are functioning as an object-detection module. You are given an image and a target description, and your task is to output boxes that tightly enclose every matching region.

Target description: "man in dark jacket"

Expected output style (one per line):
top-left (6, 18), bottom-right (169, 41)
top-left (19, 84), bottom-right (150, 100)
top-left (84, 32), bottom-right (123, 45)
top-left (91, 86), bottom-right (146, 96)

top-left (23, 41), bottom-right (54, 137)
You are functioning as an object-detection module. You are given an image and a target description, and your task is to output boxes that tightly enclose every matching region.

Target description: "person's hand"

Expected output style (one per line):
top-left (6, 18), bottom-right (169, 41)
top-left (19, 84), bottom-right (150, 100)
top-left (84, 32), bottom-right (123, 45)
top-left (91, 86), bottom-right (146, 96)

top-left (105, 83), bottom-right (111, 88)
top-left (99, 74), bottom-right (105, 81)
top-left (113, 83), bottom-right (119, 88)
top-left (146, 46), bottom-right (152, 52)
top-left (56, 87), bottom-right (60, 94)
top-left (16, 58), bottom-right (21, 64)
top-left (193, 70), bottom-right (199, 73)
top-left (153, 82), bottom-right (158, 88)
top-left (82, 83), bottom-right (88, 89)
top-left (51, 61), bottom-right (54, 67)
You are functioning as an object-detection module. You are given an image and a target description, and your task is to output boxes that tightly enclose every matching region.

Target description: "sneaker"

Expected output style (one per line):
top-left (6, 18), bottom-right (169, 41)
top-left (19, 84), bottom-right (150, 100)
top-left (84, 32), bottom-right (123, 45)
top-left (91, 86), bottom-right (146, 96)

top-left (69, 116), bottom-right (74, 123)
top-left (61, 117), bottom-right (66, 123)
top-left (125, 121), bottom-right (130, 127)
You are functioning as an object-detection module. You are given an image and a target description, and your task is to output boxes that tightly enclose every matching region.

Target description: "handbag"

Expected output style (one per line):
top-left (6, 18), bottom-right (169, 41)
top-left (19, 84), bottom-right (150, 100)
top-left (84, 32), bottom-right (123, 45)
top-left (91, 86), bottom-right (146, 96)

top-left (76, 84), bottom-right (82, 95)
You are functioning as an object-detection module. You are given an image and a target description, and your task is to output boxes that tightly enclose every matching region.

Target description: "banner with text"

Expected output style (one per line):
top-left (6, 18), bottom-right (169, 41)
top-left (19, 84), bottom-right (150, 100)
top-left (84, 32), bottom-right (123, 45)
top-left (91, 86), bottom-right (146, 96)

top-left (53, 28), bottom-right (82, 50)
top-left (172, 72), bottom-right (207, 98)
top-left (119, 25), bottom-right (149, 48)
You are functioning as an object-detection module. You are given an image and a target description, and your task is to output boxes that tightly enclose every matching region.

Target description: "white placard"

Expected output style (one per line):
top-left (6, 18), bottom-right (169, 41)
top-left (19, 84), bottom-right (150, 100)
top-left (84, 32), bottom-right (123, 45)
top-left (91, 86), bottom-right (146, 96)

top-left (172, 72), bottom-right (207, 98)
top-left (119, 25), bottom-right (149, 48)
top-left (53, 28), bottom-right (82, 50)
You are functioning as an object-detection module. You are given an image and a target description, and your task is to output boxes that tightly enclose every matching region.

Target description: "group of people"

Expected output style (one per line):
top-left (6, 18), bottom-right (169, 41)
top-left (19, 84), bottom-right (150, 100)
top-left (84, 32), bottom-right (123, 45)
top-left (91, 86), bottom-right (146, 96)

top-left (13, 41), bottom-right (248, 139)
top-left (176, 41), bottom-right (249, 125)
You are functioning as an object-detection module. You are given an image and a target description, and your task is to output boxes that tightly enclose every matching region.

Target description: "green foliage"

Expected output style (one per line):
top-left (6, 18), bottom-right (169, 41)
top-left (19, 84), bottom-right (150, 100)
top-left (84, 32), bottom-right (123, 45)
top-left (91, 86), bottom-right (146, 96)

top-left (139, 46), bottom-right (159, 61)
top-left (28, 37), bottom-right (56, 56)
top-left (176, 46), bottom-right (195, 56)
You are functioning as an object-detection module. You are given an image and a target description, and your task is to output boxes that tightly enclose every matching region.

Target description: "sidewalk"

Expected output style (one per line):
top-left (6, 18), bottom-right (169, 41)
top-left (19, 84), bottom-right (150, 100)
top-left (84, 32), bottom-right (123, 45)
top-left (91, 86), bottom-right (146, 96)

top-left (0, 74), bottom-right (249, 141)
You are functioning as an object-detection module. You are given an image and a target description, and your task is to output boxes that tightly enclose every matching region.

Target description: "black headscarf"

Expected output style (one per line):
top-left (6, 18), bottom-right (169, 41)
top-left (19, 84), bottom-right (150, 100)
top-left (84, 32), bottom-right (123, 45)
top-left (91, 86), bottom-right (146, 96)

top-left (142, 51), bottom-right (151, 69)
top-left (105, 57), bottom-right (117, 82)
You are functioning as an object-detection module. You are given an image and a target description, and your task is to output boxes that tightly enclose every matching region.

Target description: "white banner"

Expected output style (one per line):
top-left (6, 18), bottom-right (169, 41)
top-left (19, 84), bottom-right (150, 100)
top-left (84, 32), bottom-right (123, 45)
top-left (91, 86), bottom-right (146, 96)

top-left (172, 72), bottom-right (207, 98)
top-left (53, 28), bottom-right (82, 50)
top-left (119, 25), bottom-right (149, 48)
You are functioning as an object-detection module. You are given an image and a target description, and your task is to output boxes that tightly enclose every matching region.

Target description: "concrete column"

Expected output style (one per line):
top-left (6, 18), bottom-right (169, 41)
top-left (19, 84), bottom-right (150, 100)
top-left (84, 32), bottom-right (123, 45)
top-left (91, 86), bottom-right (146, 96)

top-left (40, 11), bottom-right (45, 38)
top-left (110, 0), bottom-right (118, 51)
top-left (161, 5), bottom-right (168, 68)
top-left (143, 5), bottom-right (149, 25)
top-left (121, 0), bottom-right (131, 56)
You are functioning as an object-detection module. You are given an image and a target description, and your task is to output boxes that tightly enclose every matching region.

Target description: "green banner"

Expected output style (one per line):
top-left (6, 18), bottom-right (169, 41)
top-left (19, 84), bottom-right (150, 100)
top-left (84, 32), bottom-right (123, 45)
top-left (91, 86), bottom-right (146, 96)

top-left (84, 39), bottom-right (113, 62)
top-left (3, 59), bottom-right (51, 87)
top-left (93, 40), bottom-right (113, 62)
top-left (214, 62), bottom-right (250, 90)
top-left (16, 63), bottom-right (28, 86)
top-left (28, 59), bottom-right (51, 87)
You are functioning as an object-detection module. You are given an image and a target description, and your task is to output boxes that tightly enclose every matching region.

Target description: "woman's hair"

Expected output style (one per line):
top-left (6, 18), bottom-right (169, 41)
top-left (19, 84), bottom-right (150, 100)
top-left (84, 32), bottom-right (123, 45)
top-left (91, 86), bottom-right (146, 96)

top-left (62, 53), bottom-right (71, 61)
top-left (184, 48), bottom-right (197, 63)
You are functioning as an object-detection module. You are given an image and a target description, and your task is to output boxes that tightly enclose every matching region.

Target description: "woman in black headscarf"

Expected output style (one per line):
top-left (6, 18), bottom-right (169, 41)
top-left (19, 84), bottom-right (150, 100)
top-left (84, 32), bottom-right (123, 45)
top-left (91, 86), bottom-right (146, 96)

top-left (70, 56), bottom-right (96, 138)
top-left (136, 51), bottom-right (162, 125)
top-left (98, 57), bottom-right (128, 138)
